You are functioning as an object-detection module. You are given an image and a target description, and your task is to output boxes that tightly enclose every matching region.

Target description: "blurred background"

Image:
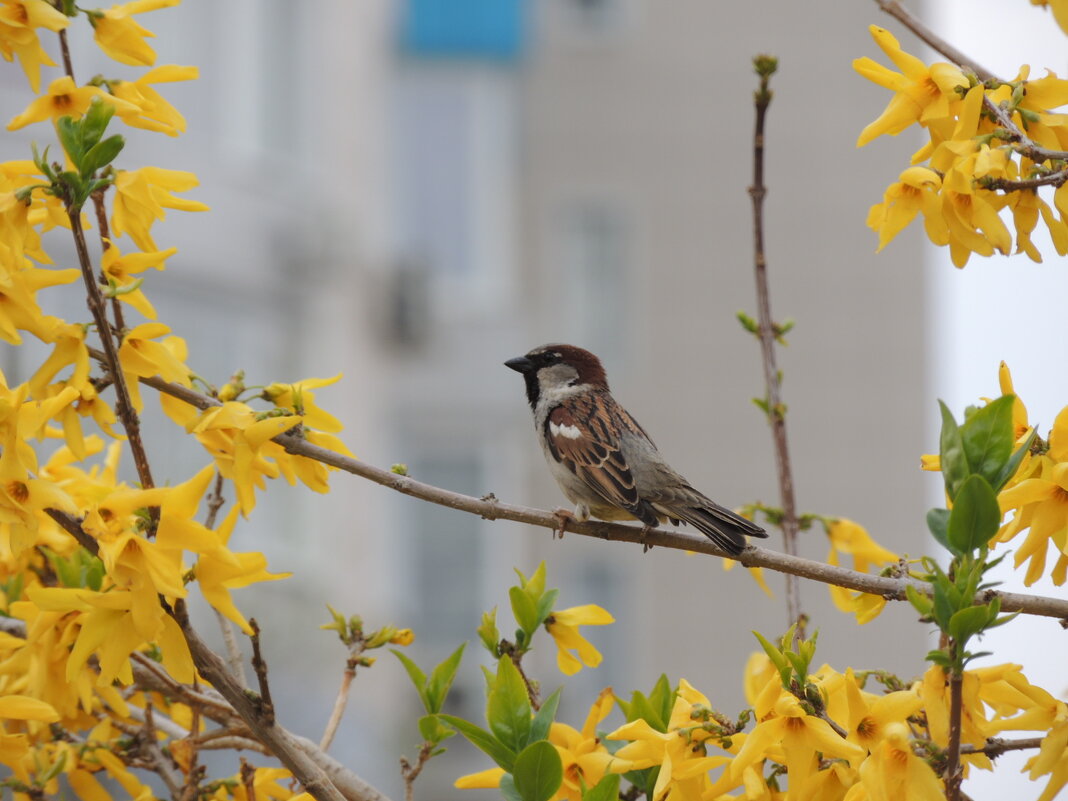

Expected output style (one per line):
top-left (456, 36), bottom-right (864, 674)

top-left (2, 1), bottom-right (1067, 799)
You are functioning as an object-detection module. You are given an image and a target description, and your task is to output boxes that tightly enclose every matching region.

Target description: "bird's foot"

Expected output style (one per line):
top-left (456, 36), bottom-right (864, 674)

top-left (551, 508), bottom-right (575, 540)
top-left (640, 525), bottom-right (654, 553)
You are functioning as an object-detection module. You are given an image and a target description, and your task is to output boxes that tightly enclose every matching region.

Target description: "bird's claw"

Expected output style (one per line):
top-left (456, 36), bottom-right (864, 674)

top-left (551, 508), bottom-right (574, 540)
top-left (640, 525), bottom-right (654, 553)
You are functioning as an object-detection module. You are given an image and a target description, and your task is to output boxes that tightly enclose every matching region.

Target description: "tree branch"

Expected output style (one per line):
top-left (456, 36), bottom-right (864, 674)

top-left (748, 56), bottom-right (804, 634)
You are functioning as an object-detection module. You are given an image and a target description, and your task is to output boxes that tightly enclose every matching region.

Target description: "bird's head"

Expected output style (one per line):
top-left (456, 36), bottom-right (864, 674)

top-left (504, 344), bottom-right (608, 409)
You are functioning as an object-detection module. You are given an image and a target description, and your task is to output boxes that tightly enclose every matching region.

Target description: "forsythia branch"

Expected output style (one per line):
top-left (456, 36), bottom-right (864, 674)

top-left (77, 363), bottom-right (1068, 623)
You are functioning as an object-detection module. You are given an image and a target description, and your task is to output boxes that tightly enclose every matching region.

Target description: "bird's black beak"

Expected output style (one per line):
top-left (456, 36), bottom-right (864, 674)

top-left (504, 356), bottom-right (533, 374)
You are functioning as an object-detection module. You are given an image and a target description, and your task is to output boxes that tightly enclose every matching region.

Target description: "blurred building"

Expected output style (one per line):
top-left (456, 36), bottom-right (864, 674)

top-left (1, 0), bottom-right (933, 799)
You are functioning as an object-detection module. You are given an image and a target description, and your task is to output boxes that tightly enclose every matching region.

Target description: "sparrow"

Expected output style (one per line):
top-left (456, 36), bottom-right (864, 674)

top-left (504, 343), bottom-right (767, 556)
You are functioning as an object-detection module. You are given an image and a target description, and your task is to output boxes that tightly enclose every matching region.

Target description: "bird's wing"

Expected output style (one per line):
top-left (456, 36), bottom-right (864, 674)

top-left (544, 398), bottom-right (647, 517)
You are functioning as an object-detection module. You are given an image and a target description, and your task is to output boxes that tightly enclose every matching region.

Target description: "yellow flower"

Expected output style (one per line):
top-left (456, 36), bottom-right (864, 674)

top-left (826, 519), bottom-right (898, 624)
top-left (866, 166), bottom-right (947, 251)
top-left (90, 0), bottom-right (179, 66)
top-left (0, 0), bottom-right (69, 92)
top-left (545, 604), bottom-right (614, 676)
top-left (607, 709), bottom-right (728, 801)
top-left (1027, 719), bottom-right (1068, 801)
top-left (730, 692), bottom-right (864, 790)
top-left (117, 322), bottom-right (191, 410)
top-left (110, 64), bottom-right (197, 135)
top-left (841, 669), bottom-right (922, 757)
top-left (454, 767), bottom-right (505, 790)
top-left (550, 687), bottom-right (628, 800)
top-left (7, 75), bottom-right (139, 131)
top-left (263, 374), bottom-right (344, 432)
top-left (857, 722), bottom-right (944, 801)
top-left (941, 189), bottom-right (1012, 268)
top-left (111, 167), bottom-right (209, 252)
top-left (101, 241), bottom-right (176, 320)
top-left (853, 25), bottom-right (968, 146)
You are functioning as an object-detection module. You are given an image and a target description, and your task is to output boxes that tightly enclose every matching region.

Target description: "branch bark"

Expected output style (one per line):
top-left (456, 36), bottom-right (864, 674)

top-left (748, 57), bottom-right (804, 634)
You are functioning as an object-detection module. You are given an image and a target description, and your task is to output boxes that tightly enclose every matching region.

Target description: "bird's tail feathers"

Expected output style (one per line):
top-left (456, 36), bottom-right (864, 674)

top-left (665, 501), bottom-right (766, 556)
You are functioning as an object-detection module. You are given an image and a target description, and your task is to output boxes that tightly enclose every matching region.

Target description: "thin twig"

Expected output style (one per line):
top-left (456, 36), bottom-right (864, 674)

top-left (748, 57), bottom-right (804, 635)
top-left (240, 759), bottom-right (258, 801)
top-left (960, 736), bottom-right (1044, 757)
top-left (986, 172), bottom-right (1068, 192)
top-left (172, 600), bottom-right (376, 801)
top-left (89, 188), bottom-right (130, 332)
top-left (320, 654), bottom-right (360, 752)
top-left (399, 743), bottom-right (434, 801)
top-left (983, 95), bottom-right (1068, 163)
top-left (249, 619), bottom-right (275, 727)
top-left (56, 26), bottom-right (74, 82)
top-left (873, 0), bottom-right (998, 82)
top-left (67, 209), bottom-right (155, 492)
top-left (140, 700), bottom-right (184, 797)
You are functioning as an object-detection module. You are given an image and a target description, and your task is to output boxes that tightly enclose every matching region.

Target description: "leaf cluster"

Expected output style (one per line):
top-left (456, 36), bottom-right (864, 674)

top-left (914, 397), bottom-right (1027, 672)
top-left (30, 98), bottom-right (125, 211)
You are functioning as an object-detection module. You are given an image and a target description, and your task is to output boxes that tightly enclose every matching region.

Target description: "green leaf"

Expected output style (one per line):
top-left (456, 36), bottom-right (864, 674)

top-left (425, 643), bottom-right (465, 714)
top-left (948, 606), bottom-right (990, 645)
top-left (960, 396), bottom-right (1015, 490)
top-left (647, 674), bottom-right (674, 725)
top-left (478, 608), bottom-right (500, 654)
top-left (938, 401), bottom-right (969, 501)
top-left (500, 773), bottom-right (523, 801)
top-left (80, 96), bottom-right (115, 150)
top-left (992, 428), bottom-right (1037, 492)
top-left (925, 649), bottom-right (951, 668)
top-left (947, 475), bottom-right (1001, 554)
top-left (512, 741), bottom-right (563, 801)
top-left (582, 773), bottom-right (621, 801)
top-left (931, 582), bottom-right (954, 630)
top-left (391, 650), bottom-right (428, 708)
top-left (752, 631), bottom-right (790, 686)
top-left (905, 584), bottom-right (933, 617)
top-left (534, 588), bottom-right (559, 629)
top-left (487, 656), bottom-right (532, 753)
top-left (510, 586), bottom-right (539, 635)
top-left (926, 508), bottom-right (952, 553)
top-left (80, 134), bottom-right (124, 177)
top-left (56, 115), bottom-right (83, 165)
top-left (530, 687), bottom-right (562, 743)
top-left (625, 691), bottom-right (666, 732)
top-left (437, 714), bottom-right (516, 771)
top-left (418, 713), bottom-right (454, 745)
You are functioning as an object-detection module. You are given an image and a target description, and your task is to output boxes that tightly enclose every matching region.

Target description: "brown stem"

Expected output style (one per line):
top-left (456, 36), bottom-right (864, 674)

top-left (172, 601), bottom-right (367, 801)
top-left (512, 654), bottom-right (540, 711)
top-left (873, 0), bottom-right (998, 82)
top-left (983, 96), bottom-right (1068, 163)
top-left (749, 59), bottom-right (804, 635)
top-left (55, 24), bottom-right (74, 81)
top-left (319, 658), bottom-right (358, 752)
top-left (944, 649), bottom-right (964, 801)
top-left (89, 189), bottom-right (130, 332)
top-left (986, 168), bottom-right (1068, 191)
top-left (399, 743), bottom-right (434, 801)
top-left (248, 619), bottom-right (275, 727)
top-left (240, 759), bottom-right (258, 801)
top-left (960, 736), bottom-right (1044, 758)
top-left (67, 209), bottom-right (155, 492)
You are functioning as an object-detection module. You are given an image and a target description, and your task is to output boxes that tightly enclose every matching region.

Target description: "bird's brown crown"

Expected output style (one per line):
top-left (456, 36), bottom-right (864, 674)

top-left (528, 344), bottom-right (608, 389)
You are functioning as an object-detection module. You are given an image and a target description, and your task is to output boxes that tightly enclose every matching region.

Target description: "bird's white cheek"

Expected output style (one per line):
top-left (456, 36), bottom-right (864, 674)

top-left (549, 421), bottom-right (582, 440)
